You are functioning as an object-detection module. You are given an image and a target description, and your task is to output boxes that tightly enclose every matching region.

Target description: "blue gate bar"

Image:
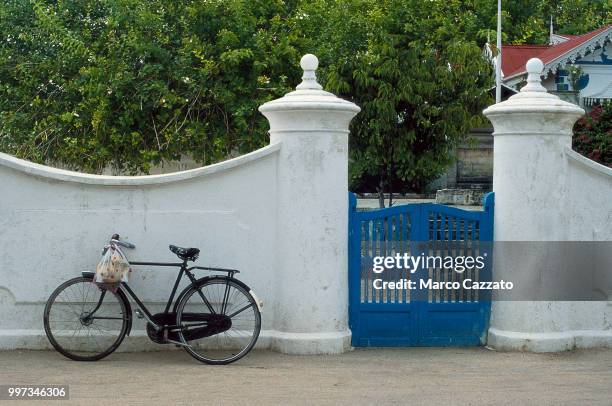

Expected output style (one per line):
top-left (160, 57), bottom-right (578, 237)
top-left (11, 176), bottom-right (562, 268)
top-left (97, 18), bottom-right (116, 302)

top-left (348, 192), bottom-right (495, 347)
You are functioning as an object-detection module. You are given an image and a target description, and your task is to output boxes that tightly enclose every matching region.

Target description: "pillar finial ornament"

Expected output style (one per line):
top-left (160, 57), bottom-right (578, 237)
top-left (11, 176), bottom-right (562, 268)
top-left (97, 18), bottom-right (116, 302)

top-left (521, 58), bottom-right (547, 93)
top-left (296, 54), bottom-right (323, 90)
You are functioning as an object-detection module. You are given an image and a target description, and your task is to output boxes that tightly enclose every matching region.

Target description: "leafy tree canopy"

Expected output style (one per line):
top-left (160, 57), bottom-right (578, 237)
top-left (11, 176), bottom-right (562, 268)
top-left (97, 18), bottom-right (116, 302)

top-left (0, 0), bottom-right (303, 173)
top-left (299, 0), bottom-right (493, 199)
top-left (573, 102), bottom-right (612, 167)
top-left (474, 0), bottom-right (612, 45)
top-left (0, 0), bottom-right (609, 197)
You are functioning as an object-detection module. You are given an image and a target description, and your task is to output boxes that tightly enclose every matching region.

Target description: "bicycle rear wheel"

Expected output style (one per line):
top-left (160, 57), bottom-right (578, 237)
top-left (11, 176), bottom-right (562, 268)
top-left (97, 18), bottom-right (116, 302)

top-left (43, 276), bottom-right (129, 361)
top-left (176, 277), bottom-right (261, 365)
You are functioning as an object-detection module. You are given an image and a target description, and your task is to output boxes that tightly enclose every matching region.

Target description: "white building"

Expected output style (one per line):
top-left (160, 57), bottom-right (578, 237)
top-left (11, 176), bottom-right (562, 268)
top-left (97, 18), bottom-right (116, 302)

top-left (497, 24), bottom-right (612, 109)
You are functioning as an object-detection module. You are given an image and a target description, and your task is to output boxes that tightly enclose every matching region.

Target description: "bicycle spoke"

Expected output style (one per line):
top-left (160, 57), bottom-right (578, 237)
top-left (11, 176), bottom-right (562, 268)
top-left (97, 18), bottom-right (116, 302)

top-left (49, 320), bottom-right (81, 323)
top-left (226, 303), bottom-right (253, 319)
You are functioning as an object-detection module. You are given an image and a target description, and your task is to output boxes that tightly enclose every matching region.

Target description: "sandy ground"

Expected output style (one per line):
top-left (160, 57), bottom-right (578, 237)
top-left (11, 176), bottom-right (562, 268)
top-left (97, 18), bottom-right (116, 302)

top-left (0, 348), bottom-right (611, 405)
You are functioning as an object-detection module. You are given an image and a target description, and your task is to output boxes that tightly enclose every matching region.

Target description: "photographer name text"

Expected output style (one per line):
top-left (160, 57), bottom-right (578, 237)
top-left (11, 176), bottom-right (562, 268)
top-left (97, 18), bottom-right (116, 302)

top-left (371, 253), bottom-right (513, 291)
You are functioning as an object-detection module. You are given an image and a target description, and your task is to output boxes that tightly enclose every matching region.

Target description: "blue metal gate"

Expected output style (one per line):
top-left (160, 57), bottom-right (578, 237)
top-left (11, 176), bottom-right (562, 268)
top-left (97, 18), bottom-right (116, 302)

top-left (348, 192), bottom-right (494, 346)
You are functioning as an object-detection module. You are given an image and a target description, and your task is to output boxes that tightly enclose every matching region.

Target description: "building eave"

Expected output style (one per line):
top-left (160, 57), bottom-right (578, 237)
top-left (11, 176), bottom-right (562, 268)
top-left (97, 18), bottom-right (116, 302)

top-left (541, 27), bottom-right (612, 75)
top-left (502, 26), bottom-right (612, 82)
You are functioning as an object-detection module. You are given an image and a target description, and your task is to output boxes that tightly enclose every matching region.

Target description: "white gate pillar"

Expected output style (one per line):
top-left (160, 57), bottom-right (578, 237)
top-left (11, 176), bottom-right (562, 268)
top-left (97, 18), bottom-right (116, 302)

top-left (483, 58), bottom-right (587, 351)
top-left (259, 54), bottom-right (360, 354)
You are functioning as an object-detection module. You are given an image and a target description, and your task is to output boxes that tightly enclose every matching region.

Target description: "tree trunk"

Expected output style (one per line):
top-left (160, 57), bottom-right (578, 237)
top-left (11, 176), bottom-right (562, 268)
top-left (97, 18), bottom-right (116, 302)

top-left (377, 178), bottom-right (385, 208)
top-left (387, 160), bottom-right (394, 208)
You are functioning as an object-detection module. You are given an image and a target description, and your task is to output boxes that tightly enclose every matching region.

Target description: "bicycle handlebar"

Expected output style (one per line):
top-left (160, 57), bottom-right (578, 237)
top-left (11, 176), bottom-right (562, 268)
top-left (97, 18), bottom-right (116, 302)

top-left (110, 234), bottom-right (136, 249)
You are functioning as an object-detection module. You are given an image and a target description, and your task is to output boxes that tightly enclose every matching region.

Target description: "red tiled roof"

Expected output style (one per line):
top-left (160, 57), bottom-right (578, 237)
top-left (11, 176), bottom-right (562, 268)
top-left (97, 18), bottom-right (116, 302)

top-left (502, 24), bottom-right (612, 79)
top-left (556, 34), bottom-right (578, 39)
top-left (501, 45), bottom-right (550, 77)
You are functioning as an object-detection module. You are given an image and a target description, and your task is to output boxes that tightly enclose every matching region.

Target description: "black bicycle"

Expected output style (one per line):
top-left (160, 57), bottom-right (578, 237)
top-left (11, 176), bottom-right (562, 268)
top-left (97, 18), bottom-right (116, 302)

top-left (43, 234), bottom-right (262, 364)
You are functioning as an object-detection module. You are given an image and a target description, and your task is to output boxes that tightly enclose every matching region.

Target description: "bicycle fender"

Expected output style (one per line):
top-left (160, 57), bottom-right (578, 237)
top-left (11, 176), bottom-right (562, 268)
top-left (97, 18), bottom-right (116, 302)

top-left (173, 275), bottom-right (257, 313)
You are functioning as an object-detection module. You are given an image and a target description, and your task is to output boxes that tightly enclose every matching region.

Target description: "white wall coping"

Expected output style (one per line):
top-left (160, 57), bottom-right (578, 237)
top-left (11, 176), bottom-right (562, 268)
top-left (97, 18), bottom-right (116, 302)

top-left (565, 146), bottom-right (612, 178)
top-left (0, 143), bottom-right (280, 186)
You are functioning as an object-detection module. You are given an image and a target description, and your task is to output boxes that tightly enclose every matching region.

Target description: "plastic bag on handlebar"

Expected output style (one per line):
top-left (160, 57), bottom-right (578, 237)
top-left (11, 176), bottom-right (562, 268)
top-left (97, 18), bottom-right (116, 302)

top-left (95, 244), bottom-right (132, 286)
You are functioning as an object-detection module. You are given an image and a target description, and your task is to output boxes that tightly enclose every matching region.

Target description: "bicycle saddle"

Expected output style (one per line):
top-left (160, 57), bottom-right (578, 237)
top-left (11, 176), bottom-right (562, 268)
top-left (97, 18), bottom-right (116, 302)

top-left (169, 245), bottom-right (200, 261)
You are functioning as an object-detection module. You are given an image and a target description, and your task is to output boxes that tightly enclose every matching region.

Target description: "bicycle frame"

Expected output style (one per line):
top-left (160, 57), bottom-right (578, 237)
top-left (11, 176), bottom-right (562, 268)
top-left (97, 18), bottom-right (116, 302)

top-left (44, 234), bottom-right (260, 364)
top-left (101, 259), bottom-right (240, 335)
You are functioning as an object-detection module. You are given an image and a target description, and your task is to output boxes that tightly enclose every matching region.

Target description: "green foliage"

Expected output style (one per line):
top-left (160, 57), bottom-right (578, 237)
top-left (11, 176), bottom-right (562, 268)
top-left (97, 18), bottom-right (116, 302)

top-left (472, 0), bottom-right (611, 45)
top-left (573, 102), bottom-right (612, 167)
top-left (0, 0), bottom-right (303, 173)
top-left (298, 0), bottom-right (493, 197)
top-left (0, 0), bottom-right (609, 192)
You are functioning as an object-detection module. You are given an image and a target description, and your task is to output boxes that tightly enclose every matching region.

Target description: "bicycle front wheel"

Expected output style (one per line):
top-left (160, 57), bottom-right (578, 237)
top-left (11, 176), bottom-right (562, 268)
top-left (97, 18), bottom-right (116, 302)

top-left (43, 276), bottom-right (129, 361)
top-left (176, 277), bottom-right (261, 365)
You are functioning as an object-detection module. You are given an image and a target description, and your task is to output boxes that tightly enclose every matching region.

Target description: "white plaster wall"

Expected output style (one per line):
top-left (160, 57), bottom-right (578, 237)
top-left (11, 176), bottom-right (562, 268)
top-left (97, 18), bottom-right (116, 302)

top-left (0, 54), bottom-right (360, 354)
top-left (565, 149), bottom-right (612, 240)
top-left (489, 146), bottom-right (612, 349)
top-left (489, 134), bottom-right (612, 242)
top-left (265, 115), bottom-right (353, 353)
top-left (485, 58), bottom-right (612, 352)
top-left (0, 146), bottom-right (281, 350)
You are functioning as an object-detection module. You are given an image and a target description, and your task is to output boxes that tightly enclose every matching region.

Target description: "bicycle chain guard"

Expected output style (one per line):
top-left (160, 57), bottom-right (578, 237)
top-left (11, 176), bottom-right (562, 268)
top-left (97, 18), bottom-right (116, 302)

top-left (146, 312), bottom-right (232, 344)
